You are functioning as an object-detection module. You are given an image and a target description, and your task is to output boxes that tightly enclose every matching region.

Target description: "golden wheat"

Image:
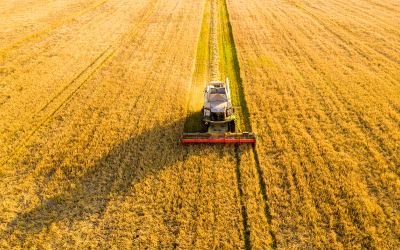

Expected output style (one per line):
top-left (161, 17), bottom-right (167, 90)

top-left (0, 0), bottom-right (160, 161)
top-left (0, 0), bottom-right (248, 248)
top-left (227, 0), bottom-right (400, 248)
top-left (3, 0), bottom-right (398, 248)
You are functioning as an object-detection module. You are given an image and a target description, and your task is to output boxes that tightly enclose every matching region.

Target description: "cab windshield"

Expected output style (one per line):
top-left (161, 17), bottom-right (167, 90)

top-left (211, 112), bottom-right (224, 121)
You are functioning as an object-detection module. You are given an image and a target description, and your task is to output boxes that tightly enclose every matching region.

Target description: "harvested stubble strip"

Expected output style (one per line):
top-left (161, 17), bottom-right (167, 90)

top-left (227, 0), bottom-right (400, 248)
top-left (0, 0), bottom-right (245, 248)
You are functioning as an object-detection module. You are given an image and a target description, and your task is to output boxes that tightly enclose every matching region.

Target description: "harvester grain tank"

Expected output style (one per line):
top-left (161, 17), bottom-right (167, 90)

top-left (180, 78), bottom-right (257, 146)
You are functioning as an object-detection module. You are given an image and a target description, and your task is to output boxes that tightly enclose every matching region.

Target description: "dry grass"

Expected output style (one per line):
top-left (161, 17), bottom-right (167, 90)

top-left (227, 0), bottom-right (400, 248)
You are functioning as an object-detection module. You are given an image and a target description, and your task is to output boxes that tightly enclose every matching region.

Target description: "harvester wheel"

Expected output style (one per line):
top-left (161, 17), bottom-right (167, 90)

top-left (200, 117), bottom-right (209, 133)
top-left (229, 120), bottom-right (236, 133)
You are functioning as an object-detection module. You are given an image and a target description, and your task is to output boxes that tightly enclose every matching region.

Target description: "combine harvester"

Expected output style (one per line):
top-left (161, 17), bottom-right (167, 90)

top-left (180, 78), bottom-right (257, 146)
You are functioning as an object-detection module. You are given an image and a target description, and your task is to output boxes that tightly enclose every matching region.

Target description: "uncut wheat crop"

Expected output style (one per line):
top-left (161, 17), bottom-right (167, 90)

top-left (228, 0), bottom-right (400, 248)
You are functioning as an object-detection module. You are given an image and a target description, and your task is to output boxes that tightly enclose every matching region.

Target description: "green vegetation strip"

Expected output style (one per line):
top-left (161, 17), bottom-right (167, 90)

top-left (218, 0), bottom-right (277, 248)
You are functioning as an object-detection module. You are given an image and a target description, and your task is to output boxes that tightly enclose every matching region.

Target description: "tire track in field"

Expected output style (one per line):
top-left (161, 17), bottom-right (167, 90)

top-left (212, 3), bottom-right (253, 248)
top-left (0, 0), bottom-right (164, 168)
top-left (0, 0), bottom-right (108, 56)
top-left (233, 145), bottom-right (252, 249)
top-left (219, 0), bottom-right (277, 248)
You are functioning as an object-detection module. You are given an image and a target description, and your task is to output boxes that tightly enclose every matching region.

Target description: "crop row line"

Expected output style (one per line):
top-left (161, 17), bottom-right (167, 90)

top-left (0, 0), bottom-right (164, 169)
top-left (274, 0), bottom-right (400, 166)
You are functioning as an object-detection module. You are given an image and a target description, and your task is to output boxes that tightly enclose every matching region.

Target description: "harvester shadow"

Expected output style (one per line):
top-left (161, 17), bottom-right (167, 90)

top-left (5, 112), bottom-right (243, 242)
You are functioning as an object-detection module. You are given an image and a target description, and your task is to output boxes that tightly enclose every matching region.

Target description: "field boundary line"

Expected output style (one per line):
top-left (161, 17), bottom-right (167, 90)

top-left (0, 0), bottom-right (108, 56)
top-left (0, 0), bottom-right (164, 169)
top-left (219, 0), bottom-right (277, 248)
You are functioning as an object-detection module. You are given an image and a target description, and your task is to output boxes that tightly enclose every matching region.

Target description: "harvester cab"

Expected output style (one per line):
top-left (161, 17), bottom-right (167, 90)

top-left (180, 78), bottom-right (257, 146)
top-left (201, 79), bottom-right (235, 133)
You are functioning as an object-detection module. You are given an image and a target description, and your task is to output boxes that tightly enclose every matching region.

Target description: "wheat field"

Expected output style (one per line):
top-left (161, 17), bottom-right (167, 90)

top-left (227, 0), bottom-right (400, 248)
top-left (0, 0), bottom-right (246, 248)
top-left (1, 0), bottom-right (400, 248)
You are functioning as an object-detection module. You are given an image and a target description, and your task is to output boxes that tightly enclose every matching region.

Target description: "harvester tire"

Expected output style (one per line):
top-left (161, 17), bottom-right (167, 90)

top-left (200, 117), bottom-right (209, 133)
top-left (229, 121), bottom-right (236, 133)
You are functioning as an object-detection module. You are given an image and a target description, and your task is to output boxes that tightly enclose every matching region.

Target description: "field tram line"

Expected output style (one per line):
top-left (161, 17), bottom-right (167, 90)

top-left (218, 0), bottom-right (277, 248)
top-left (0, 0), bottom-right (165, 169)
top-left (233, 145), bottom-right (251, 249)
